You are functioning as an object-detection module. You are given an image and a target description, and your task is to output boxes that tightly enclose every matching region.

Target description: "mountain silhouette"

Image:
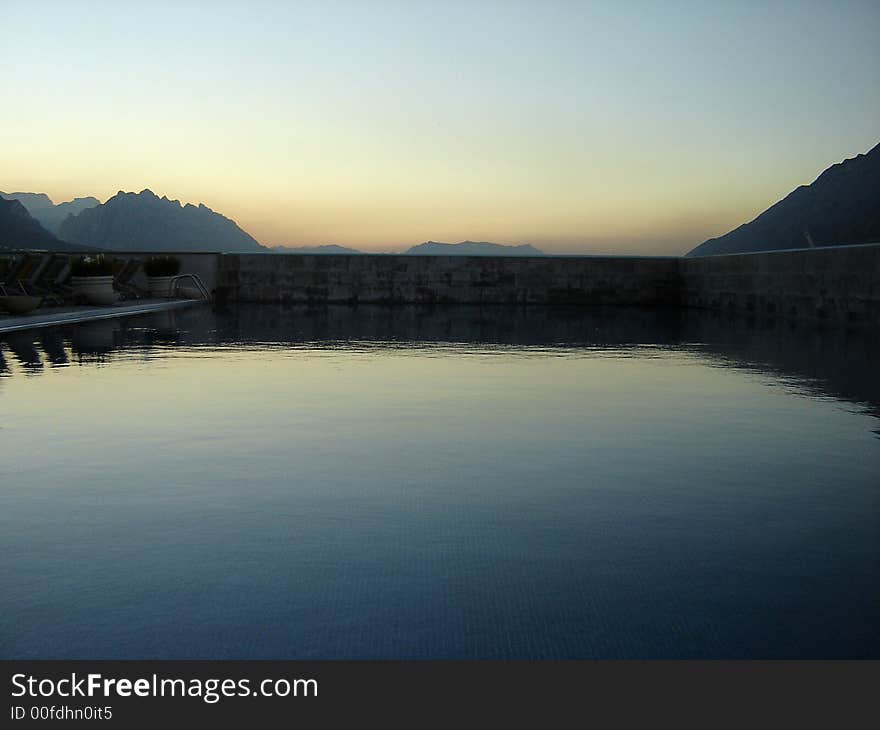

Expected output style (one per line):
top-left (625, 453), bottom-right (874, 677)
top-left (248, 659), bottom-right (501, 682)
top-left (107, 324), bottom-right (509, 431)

top-left (0, 197), bottom-right (91, 252)
top-left (404, 241), bottom-right (544, 256)
top-left (59, 189), bottom-right (265, 253)
top-left (0, 192), bottom-right (53, 212)
top-left (0, 191), bottom-right (100, 234)
top-left (270, 244), bottom-right (362, 254)
top-left (45, 197), bottom-right (101, 233)
top-left (688, 142), bottom-right (880, 256)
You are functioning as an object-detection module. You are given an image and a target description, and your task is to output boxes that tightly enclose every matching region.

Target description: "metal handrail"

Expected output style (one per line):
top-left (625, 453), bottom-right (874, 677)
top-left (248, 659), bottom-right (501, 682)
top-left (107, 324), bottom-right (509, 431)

top-left (168, 273), bottom-right (212, 303)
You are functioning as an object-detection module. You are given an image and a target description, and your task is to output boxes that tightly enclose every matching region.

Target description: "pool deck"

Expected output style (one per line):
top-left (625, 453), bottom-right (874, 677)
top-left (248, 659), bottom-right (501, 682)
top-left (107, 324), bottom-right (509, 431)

top-left (0, 299), bottom-right (206, 335)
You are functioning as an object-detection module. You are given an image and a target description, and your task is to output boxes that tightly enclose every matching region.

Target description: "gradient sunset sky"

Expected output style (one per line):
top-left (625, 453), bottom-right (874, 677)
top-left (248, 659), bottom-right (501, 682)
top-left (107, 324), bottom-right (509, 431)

top-left (2, 0), bottom-right (878, 254)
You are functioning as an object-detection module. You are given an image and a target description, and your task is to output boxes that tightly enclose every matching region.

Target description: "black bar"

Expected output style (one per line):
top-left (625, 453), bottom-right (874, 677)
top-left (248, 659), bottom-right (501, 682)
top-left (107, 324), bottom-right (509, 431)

top-left (3, 661), bottom-right (877, 725)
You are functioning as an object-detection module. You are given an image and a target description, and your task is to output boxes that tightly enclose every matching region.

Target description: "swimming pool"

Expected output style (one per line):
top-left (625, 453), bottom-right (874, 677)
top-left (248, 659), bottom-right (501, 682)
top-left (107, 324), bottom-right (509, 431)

top-left (1, 305), bottom-right (877, 658)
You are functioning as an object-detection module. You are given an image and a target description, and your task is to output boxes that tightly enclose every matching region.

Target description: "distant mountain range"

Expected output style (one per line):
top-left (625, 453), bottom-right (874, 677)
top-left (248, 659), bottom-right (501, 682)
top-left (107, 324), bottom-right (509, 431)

top-left (0, 189), bottom-right (547, 256)
top-left (0, 197), bottom-right (90, 252)
top-left (269, 244), bottom-right (362, 254)
top-left (1, 189), bottom-right (263, 254)
top-left (58, 189), bottom-right (264, 253)
top-left (0, 191), bottom-right (100, 234)
top-left (688, 141), bottom-right (880, 257)
top-left (404, 241), bottom-right (544, 256)
top-left (4, 142), bottom-right (877, 259)
top-left (266, 241), bottom-right (545, 256)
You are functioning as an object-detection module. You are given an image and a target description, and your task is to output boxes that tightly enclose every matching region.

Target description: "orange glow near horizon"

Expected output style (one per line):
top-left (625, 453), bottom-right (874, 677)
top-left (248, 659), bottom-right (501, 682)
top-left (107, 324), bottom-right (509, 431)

top-left (1, 2), bottom-right (878, 254)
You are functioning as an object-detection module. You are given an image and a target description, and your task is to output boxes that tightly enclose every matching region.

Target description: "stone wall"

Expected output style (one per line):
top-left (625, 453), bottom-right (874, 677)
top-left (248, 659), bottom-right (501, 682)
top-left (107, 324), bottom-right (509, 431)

top-left (13, 244), bottom-right (873, 326)
top-left (213, 246), bottom-right (880, 326)
top-left (680, 244), bottom-right (880, 327)
top-left (216, 254), bottom-right (682, 307)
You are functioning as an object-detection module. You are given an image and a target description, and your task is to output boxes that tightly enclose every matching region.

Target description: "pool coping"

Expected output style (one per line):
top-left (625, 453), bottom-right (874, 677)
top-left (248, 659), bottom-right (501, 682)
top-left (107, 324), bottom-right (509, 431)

top-left (0, 299), bottom-right (206, 335)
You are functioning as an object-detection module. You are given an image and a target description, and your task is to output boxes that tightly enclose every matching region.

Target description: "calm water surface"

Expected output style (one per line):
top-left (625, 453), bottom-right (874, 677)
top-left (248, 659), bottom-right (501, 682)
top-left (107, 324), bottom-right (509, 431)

top-left (1, 305), bottom-right (878, 658)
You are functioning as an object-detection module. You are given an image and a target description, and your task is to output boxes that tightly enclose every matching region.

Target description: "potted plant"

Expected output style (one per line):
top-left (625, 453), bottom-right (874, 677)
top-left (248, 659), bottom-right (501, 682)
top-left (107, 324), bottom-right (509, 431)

top-left (143, 256), bottom-right (181, 298)
top-left (70, 255), bottom-right (117, 305)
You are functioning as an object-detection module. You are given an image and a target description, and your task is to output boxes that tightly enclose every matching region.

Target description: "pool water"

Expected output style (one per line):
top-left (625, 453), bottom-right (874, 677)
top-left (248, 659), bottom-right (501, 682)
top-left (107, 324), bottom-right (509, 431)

top-left (1, 305), bottom-right (878, 658)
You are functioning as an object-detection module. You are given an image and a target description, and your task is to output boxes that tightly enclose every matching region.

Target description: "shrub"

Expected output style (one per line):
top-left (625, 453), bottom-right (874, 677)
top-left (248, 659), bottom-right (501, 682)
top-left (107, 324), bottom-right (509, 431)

top-left (71, 254), bottom-right (115, 277)
top-left (143, 256), bottom-right (181, 277)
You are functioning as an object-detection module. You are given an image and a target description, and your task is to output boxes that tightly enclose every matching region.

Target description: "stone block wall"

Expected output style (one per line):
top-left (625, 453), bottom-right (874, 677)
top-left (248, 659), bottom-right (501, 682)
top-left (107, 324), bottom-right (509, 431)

top-left (680, 244), bottom-right (880, 326)
top-left (216, 254), bottom-right (682, 307)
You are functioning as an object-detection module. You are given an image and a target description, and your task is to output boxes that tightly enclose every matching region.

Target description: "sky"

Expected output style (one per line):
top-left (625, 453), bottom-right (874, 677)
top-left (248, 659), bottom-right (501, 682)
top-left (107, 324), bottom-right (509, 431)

top-left (1, 0), bottom-right (878, 254)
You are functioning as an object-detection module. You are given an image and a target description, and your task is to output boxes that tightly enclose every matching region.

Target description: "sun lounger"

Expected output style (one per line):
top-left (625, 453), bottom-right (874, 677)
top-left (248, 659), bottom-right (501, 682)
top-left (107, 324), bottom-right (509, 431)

top-left (18, 253), bottom-right (70, 306)
top-left (113, 258), bottom-right (147, 300)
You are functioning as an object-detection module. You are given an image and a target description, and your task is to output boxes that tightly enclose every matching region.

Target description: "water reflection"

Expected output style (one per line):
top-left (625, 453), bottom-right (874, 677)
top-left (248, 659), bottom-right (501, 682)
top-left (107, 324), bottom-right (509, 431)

top-left (1, 304), bottom-right (877, 659)
top-left (69, 319), bottom-right (120, 360)
top-left (135, 309), bottom-right (184, 345)
top-left (3, 304), bottom-right (879, 422)
top-left (3, 333), bottom-right (44, 373)
top-left (40, 330), bottom-right (69, 367)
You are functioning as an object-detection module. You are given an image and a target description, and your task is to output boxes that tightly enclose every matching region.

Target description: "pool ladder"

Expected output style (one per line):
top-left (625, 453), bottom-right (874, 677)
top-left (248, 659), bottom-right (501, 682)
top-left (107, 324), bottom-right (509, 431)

top-left (168, 274), bottom-right (212, 303)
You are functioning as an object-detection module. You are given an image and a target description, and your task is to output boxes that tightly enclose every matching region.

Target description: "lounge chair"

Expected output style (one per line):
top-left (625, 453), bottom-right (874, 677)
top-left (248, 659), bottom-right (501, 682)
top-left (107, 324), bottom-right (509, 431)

top-left (113, 258), bottom-right (147, 300)
top-left (0, 253), bottom-right (44, 313)
top-left (1, 253), bottom-right (39, 293)
top-left (11, 253), bottom-right (53, 294)
top-left (19, 253), bottom-right (70, 306)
